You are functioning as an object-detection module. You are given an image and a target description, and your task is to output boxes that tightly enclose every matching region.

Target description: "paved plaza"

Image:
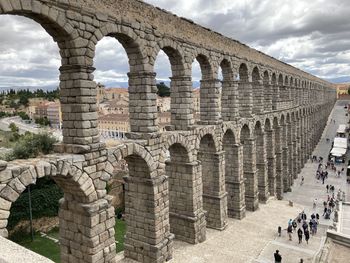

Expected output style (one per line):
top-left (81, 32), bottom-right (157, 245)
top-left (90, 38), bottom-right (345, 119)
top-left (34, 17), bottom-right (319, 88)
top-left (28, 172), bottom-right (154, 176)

top-left (114, 102), bottom-right (350, 263)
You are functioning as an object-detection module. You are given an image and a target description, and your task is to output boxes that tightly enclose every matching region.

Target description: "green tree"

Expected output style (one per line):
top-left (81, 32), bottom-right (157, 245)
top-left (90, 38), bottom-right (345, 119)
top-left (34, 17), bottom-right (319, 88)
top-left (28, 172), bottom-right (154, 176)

top-left (156, 82), bottom-right (170, 97)
top-left (9, 123), bottom-right (19, 133)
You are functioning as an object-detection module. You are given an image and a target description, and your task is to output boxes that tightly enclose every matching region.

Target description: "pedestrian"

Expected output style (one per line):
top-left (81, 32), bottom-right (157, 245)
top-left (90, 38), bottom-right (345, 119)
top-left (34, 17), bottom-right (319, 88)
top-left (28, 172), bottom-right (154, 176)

top-left (323, 206), bottom-right (328, 216)
top-left (278, 226), bottom-right (281, 237)
top-left (304, 228), bottom-right (310, 244)
top-left (288, 219), bottom-right (293, 226)
top-left (274, 250), bottom-right (282, 263)
top-left (300, 176), bottom-right (304, 186)
top-left (297, 228), bottom-right (303, 244)
top-left (326, 184), bottom-right (329, 193)
top-left (300, 259), bottom-right (304, 263)
top-left (313, 198), bottom-right (317, 209)
top-left (302, 220), bottom-right (308, 231)
top-left (287, 224), bottom-right (293, 241)
top-left (292, 219), bottom-right (297, 231)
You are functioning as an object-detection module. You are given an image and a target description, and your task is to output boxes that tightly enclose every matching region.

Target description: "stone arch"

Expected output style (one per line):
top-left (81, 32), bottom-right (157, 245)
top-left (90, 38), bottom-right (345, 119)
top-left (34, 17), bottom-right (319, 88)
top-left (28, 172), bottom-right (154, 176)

top-left (238, 63), bottom-right (249, 81)
top-left (273, 116), bottom-right (283, 198)
top-left (160, 134), bottom-right (193, 164)
top-left (219, 58), bottom-right (234, 81)
top-left (107, 143), bottom-right (173, 261)
top-left (263, 70), bottom-right (272, 112)
top-left (0, 1), bottom-right (76, 46)
top-left (90, 23), bottom-right (147, 72)
top-left (271, 72), bottom-right (277, 85)
top-left (284, 75), bottom-right (289, 86)
top-left (195, 128), bottom-right (220, 154)
top-left (0, 157), bottom-right (114, 263)
top-left (152, 39), bottom-right (186, 77)
top-left (278, 73), bottom-right (284, 85)
top-left (0, 160), bottom-right (70, 237)
top-left (192, 51), bottom-right (215, 80)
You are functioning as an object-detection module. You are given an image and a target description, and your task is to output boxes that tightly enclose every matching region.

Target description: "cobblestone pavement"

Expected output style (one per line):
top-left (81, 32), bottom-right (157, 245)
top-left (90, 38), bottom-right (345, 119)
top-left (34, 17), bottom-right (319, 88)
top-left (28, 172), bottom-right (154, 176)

top-left (116, 102), bottom-right (350, 263)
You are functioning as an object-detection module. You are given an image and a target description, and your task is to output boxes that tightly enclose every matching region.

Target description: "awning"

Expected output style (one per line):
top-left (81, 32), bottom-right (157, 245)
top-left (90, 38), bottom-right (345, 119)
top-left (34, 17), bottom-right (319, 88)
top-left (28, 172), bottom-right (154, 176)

top-left (334, 137), bottom-right (348, 149)
top-left (336, 124), bottom-right (347, 134)
top-left (330, 147), bottom-right (347, 157)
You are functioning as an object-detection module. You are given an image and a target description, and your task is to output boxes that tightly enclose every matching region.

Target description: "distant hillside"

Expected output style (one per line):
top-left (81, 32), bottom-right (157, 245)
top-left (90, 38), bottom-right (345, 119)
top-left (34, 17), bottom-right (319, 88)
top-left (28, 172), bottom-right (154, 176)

top-left (325, 76), bottom-right (350, 84)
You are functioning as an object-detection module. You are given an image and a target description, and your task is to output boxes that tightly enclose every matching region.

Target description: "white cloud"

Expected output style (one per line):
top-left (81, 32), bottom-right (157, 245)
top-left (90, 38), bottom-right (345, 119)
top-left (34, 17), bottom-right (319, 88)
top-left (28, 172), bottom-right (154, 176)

top-left (1, 0), bottom-right (350, 90)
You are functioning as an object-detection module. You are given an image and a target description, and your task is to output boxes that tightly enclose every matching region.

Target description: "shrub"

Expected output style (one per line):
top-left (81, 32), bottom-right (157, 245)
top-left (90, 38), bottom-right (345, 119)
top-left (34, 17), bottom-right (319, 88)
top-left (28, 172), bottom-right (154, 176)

top-left (7, 132), bottom-right (57, 160)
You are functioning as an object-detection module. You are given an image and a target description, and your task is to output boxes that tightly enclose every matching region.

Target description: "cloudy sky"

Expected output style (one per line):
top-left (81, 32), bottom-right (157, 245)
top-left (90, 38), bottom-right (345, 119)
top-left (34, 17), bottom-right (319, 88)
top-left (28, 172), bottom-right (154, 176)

top-left (1, 0), bottom-right (350, 91)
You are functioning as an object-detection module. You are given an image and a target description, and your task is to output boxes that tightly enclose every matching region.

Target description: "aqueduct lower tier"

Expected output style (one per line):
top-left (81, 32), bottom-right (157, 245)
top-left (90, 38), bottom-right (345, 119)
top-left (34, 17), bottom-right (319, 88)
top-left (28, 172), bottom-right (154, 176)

top-left (0, 0), bottom-right (337, 262)
top-left (0, 103), bottom-right (334, 263)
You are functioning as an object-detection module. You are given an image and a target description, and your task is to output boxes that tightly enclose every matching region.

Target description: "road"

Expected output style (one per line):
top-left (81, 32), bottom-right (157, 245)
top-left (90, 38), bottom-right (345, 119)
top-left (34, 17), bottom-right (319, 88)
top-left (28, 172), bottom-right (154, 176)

top-left (0, 116), bottom-right (62, 141)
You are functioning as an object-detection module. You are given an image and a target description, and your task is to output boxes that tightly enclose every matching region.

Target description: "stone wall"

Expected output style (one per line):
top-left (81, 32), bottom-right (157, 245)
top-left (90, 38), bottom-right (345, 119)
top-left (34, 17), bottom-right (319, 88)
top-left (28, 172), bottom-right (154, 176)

top-left (0, 0), bottom-right (337, 262)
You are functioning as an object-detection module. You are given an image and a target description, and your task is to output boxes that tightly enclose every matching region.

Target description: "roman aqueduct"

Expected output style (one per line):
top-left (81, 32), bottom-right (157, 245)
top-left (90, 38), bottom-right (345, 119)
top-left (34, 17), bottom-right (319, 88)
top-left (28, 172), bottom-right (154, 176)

top-left (0, 0), bottom-right (336, 262)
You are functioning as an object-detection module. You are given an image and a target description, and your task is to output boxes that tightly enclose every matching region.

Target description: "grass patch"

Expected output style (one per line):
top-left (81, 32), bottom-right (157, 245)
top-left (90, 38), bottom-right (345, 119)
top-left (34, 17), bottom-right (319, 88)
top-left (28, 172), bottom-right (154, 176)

top-left (10, 219), bottom-right (126, 261)
top-left (0, 130), bottom-right (12, 148)
top-left (12, 232), bottom-right (60, 262)
top-left (115, 219), bottom-right (126, 253)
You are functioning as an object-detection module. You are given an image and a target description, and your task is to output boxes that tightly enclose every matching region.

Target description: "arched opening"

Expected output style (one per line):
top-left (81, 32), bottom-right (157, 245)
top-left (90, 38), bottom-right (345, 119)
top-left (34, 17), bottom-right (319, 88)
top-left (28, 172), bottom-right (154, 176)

top-left (263, 71), bottom-right (272, 112)
top-left (220, 59), bottom-right (236, 121)
top-left (238, 64), bottom-right (252, 117)
top-left (165, 143), bottom-right (206, 243)
top-left (4, 177), bottom-right (63, 262)
top-left (280, 114), bottom-right (289, 192)
top-left (94, 36), bottom-right (131, 143)
top-left (223, 129), bottom-right (245, 219)
top-left (198, 134), bottom-right (227, 229)
top-left (154, 49), bottom-right (172, 131)
top-left (240, 125), bottom-right (258, 211)
top-left (194, 54), bottom-right (220, 123)
top-left (0, 14), bottom-right (62, 139)
top-left (252, 67), bottom-right (263, 114)
top-left (254, 121), bottom-right (268, 202)
top-left (271, 73), bottom-right (277, 110)
top-left (154, 46), bottom-right (192, 131)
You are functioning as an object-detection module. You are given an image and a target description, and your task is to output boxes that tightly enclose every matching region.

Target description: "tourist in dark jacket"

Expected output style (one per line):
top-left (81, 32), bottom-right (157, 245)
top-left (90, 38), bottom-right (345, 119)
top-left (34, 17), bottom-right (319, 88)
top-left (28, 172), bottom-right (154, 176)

top-left (304, 229), bottom-right (310, 244)
top-left (297, 228), bottom-right (303, 244)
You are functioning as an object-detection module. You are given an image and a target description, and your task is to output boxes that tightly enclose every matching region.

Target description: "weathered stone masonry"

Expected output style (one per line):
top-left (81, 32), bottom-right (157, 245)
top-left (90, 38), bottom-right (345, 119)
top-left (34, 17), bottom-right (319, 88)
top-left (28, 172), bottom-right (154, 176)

top-left (0, 1), bottom-right (336, 263)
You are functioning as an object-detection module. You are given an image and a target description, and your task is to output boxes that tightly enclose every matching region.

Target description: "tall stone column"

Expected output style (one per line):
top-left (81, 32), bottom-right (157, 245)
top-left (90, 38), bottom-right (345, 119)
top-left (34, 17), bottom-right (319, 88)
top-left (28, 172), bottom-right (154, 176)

top-left (170, 76), bottom-right (194, 130)
top-left (287, 122), bottom-right (294, 187)
top-left (238, 80), bottom-right (253, 117)
top-left (264, 81), bottom-right (273, 112)
top-left (128, 71), bottom-right (158, 133)
top-left (166, 160), bottom-right (206, 244)
top-left (296, 118), bottom-right (302, 173)
top-left (266, 129), bottom-right (276, 196)
top-left (281, 124), bottom-right (290, 192)
top-left (199, 151), bottom-right (228, 230)
top-left (274, 125), bottom-right (284, 199)
top-left (256, 131), bottom-right (269, 202)
top-left (222, 80), bottom-right (239, 121)
top-left (124, 172), bottom-right (173, 262)
top-left (243, 138), bottom-right (259, 210)
top-left (253, 80), bottom-right (265, 115)
top-left (225, 143), bottom-right (246, 219)
top-left (200, 79), bottom-right (222, 124)
top-left (292, 121), bottom-right (298, 179)
top-left (59, 64), bottom-right (100, 153)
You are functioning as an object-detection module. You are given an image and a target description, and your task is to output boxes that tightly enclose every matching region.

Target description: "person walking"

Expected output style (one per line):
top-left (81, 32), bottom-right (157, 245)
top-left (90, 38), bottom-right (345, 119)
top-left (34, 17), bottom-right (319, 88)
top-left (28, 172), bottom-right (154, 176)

top-left (304, 228), bottom-right (310, 244)
top-left (287, 224), bottom-right (293, 241)
top-left (297, 228), bottom-right (303, 244)
top-left (300, 176), bottom-right (304, 186)
top-left (274, 250), bottom-right (282, 263)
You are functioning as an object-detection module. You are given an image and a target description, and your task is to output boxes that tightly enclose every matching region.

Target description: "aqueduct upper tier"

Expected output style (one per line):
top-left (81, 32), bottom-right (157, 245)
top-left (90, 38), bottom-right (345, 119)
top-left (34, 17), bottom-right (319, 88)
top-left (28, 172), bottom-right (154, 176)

top-left (0, 0), bottom-right (337, 263)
